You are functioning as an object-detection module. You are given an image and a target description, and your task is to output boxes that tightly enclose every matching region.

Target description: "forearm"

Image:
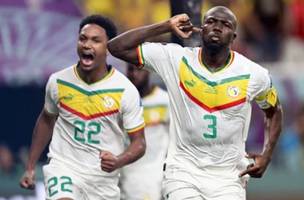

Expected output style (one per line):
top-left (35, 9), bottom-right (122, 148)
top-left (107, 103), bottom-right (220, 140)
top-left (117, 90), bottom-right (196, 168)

top-left (262, 105), bottom-right (283, 160)
top-left (117, 133), bottom-right (146, 167)
top-left (108, 20), bottom-right (171, 58)
top-left (26, 110), bottom-right (56, 171)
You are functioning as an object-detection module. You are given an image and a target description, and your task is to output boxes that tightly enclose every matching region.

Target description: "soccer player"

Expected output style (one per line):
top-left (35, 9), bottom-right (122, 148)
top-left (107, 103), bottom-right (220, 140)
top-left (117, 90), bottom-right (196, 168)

top-left (120, 64), bottom-right (170, 200)
top-left (108, 6), bottom-right (283, 200)
top-left (19, 15), bottom-right (146, 200)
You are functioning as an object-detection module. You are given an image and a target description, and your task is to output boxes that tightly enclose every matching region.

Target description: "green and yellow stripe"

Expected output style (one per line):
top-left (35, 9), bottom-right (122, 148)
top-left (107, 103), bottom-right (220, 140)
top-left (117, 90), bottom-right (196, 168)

top-left (57, 79), bottom-right (124, 120)
top-left (179, 57), bottom-right (250, 112)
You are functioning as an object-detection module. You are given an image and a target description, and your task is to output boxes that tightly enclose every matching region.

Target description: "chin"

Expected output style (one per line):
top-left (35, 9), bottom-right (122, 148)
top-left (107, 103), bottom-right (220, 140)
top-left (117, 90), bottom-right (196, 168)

top-left (79, 64), bottom-right (95, 72)
top-left (205, 42), bottom-right (224, 51)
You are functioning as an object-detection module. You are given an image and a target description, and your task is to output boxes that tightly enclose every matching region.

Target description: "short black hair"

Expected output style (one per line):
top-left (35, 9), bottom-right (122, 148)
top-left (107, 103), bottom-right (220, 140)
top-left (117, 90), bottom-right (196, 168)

top-left (79, 15), bottom-right (117, 40)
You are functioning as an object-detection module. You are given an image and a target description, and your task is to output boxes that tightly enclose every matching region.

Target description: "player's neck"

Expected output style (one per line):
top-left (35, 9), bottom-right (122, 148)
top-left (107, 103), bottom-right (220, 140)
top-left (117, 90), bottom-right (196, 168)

top-left (201, 47), bottom-right (231, 71)
top-left (77, 62), bottom-right (109, 84)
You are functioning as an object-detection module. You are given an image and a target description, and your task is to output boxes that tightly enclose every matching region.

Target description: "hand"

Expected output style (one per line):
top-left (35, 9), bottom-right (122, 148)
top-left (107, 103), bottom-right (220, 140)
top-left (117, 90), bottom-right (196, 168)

top-left (239, 153), bottom-right (271, 178)
top-left (169, 14), bottom-right (201, 39)
top-left (19, 169), bottom-right (36, 190)
top-left (100, 151), bottom-right (122, 173)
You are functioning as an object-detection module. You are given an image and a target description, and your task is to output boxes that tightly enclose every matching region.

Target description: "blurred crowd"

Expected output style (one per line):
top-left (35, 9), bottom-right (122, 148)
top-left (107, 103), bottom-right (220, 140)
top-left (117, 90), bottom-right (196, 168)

top-left (81, 0), bottom-right (304, 63)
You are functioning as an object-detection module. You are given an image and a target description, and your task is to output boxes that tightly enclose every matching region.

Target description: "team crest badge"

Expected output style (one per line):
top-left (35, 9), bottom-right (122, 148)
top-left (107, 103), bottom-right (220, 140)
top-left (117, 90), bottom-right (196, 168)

top-left (227, 86), bottom-right (240, 98)
top-left (102, 96), bottom-right (115, 108)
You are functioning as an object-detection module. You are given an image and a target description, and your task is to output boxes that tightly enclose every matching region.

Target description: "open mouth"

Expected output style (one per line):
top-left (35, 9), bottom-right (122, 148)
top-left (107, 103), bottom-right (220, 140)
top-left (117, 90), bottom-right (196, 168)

top-left (81, 52), bottom-right (95, 66)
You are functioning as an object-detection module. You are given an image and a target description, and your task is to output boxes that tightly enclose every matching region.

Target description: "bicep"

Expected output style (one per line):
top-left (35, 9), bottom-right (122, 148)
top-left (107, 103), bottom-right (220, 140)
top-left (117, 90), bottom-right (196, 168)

top-left (262, 99), bottom-right (282, 119)
top-left (109, 45), bottom-right (140, 66)
top-left (39, 109), bottom-right (57, 127)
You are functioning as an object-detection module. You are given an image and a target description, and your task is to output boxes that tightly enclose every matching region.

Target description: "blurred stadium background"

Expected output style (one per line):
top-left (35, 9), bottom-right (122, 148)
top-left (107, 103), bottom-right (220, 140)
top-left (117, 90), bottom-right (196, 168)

top-left (0, 0), bottom-right (303, 199)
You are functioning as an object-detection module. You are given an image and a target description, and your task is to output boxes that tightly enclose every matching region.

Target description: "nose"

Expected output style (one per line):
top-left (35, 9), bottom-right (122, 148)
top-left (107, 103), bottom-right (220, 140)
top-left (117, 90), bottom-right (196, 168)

top-left (82, 40), bottom-right (92, 49)
top-left (213, 22), bottom-right (223, 33)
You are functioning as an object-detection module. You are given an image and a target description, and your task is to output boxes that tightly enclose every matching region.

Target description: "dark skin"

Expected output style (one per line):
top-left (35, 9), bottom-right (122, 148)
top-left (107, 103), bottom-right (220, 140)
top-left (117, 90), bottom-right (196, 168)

top-left (200, 6), bottom-right (237, 70)
top-left (127, 64), bottom-right (153, 98)
top-left (19, 23), bottom-right (146, 194)
top-left (77, 24), bottom-right (108, 84)
top-left (108, 6), bottom-right (283, 178)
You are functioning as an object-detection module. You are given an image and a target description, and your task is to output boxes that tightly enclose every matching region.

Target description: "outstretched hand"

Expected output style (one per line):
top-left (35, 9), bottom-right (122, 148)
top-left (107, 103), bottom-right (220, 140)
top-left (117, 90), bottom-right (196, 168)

top-left (100, 151), bottom-right (122, 173)
top-left (239, 153), bottom-right (271, 178)
top-left (169, 14), bottom-right (201, 39)
top-left (19, 169), bottom-right (36, 190)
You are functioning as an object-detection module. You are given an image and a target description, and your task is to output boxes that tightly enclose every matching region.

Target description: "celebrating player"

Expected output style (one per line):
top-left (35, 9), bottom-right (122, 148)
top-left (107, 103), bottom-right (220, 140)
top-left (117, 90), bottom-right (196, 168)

top-left (20, 15), bottom-right (146, 200)
top-left (108, 6), bottom-right (283, 200)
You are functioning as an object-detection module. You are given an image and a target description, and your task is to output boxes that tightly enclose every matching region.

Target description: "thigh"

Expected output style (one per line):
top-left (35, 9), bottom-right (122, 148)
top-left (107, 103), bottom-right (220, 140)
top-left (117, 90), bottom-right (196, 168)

top-left (210, 192), bottom-right (245, 200)
top-left (163, 180), bottom-right (203, 200)
top-left (120, 167), bottom-right (162, 200)
top-left (201, 174), bottom-right (246, 200)
top-left (162, 168), bottom-right (203, 200)
top-left (85, 175), bottom-right (120, 200)
top-left (43, 162), bottom-right (84, 200)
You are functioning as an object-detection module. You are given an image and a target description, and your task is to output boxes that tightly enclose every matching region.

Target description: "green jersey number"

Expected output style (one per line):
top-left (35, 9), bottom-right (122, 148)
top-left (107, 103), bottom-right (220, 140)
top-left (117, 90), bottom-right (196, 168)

top-left (74, 120), bottom-right (101, 144)
top-left (47, 176), bottom-right (72, 197)
top-left (203, 114), bottom-right (217, 139)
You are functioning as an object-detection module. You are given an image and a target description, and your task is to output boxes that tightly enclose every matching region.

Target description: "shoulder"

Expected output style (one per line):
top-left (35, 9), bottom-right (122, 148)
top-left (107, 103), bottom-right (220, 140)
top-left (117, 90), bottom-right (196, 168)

top-left (149, 86), bottom-right (169, 104)
top-left (154, 86), bottom-right (168, 98)
top-left (234, 51), bottom-right (269, 76)
top-left (48, 65), bottom-right (75, 81)
top-left (142, 42), bottom-right (185, 53)
top-left (112, 68), bottom-right (138, 93)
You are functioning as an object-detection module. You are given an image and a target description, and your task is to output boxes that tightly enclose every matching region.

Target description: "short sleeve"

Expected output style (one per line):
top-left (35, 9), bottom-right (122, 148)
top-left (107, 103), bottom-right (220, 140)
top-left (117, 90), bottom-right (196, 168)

top-left (121, 84), bottom-right (145, 134)
top-left (137, 42), bottom-right (184, 76)
top-left (44, 74), bottom-right (59, 115)
top-left (253, 71), bottom-right (278, 109)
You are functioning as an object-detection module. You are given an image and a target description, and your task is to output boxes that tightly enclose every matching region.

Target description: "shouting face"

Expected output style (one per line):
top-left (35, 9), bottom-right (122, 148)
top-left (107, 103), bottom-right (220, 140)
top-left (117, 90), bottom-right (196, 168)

top-left (77, 24), bottom-right (108, 72)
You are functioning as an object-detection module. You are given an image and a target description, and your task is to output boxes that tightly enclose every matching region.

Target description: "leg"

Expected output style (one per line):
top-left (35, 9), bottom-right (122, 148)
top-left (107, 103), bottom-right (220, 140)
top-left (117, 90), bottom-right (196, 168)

top-left (163, 179), bottom-right (204, 200)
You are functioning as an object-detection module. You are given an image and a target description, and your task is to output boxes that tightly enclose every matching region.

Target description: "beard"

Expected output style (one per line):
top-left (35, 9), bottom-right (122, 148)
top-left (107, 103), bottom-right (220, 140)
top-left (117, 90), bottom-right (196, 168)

top-left (203, 40), bottom-right (225, 54)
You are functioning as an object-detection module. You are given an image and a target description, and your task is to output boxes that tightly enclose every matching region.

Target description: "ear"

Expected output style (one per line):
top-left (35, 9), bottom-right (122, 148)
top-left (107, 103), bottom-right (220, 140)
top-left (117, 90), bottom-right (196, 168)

top-left (233, 32), bottom-right (237, 40)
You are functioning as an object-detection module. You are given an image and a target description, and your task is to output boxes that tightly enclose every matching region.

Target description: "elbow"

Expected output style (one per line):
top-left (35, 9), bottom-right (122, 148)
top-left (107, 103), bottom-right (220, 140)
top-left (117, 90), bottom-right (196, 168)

top-left (107, 41), bottom-right (123, 58)
top-left (107, 42), bottom-right (117, 56)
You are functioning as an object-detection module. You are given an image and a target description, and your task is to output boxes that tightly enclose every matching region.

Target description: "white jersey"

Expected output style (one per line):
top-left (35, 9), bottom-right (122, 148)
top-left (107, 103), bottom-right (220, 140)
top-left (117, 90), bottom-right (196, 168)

top-left (137, 43), bottom-right (278, 173)
top-left (120, 86), bottom-right (169, 200)
top-left (44, 65), bottom-right (144, 177)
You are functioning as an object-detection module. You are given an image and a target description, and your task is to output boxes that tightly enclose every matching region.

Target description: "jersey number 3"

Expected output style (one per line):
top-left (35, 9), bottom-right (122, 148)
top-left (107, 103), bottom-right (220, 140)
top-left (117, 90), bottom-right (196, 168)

top-left (203, 114), bottom-right (217, 139)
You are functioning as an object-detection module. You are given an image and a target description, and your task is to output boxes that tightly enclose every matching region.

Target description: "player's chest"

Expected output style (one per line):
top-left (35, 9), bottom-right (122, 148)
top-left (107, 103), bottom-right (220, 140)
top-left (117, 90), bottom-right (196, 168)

top-left (57, 79), bottom-right (124, 118)
top-left (178, 59), bottom-right (250, 112)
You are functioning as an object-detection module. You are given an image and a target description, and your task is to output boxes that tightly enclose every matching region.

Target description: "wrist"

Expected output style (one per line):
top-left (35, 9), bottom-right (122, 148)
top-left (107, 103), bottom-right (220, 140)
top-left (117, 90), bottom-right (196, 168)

top-left (262, 152), bottom-right (272, 162)
top-left (115, 156), bottom-right (124, 169)
top-left (26, 161), bottom-right (36, 171)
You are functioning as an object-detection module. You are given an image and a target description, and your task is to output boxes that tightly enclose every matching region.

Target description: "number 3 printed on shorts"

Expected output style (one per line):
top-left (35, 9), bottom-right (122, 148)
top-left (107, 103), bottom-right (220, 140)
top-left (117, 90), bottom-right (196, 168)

top-left (203, 114), bottom-right (217, 139)
top-left (47, 176), bottom-right (73, 197)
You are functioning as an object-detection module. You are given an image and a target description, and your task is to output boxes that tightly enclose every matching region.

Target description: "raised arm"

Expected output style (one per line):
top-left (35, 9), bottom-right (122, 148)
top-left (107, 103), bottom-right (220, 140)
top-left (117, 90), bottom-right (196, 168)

top-left (240, 101), bottom-right (283, 178)
top-left (20, 109), bottom-right (57, 189)
top-left (107, 14), bottom-right (196, 65)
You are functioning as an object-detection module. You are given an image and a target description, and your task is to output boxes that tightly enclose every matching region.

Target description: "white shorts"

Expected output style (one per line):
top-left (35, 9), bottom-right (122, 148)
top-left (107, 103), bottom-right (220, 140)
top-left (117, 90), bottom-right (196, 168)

top-left (120, 164), bottom-right (164, 200)
top-left (162, 165), bottom-right (249, 200)
top-left (43, 159), bottom-right (120, 200)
